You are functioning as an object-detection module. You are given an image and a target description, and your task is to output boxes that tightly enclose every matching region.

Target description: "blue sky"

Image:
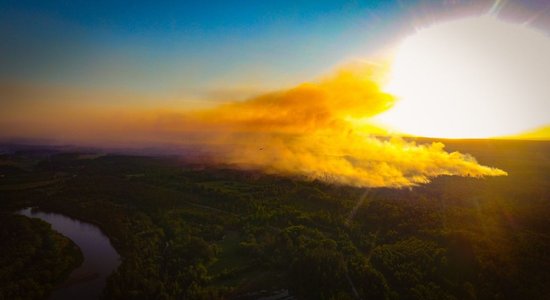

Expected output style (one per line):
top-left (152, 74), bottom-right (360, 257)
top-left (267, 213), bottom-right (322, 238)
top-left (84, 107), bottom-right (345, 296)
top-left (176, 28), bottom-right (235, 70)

top-left (1, 0), bottom-right (548, 101)
top-left (0, 1), bottom-right (414, 96)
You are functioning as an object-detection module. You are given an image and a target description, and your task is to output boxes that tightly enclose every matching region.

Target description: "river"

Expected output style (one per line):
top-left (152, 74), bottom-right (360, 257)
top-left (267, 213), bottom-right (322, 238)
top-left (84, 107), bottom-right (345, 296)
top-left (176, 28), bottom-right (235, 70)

top-left (18, 207), bottom-right (120, 300)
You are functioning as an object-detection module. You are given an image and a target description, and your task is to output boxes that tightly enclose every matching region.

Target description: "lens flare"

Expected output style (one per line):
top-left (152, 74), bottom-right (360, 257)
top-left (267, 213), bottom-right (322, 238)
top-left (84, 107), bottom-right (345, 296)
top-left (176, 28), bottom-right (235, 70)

top-left (377, 16), bottom-right (550, 138)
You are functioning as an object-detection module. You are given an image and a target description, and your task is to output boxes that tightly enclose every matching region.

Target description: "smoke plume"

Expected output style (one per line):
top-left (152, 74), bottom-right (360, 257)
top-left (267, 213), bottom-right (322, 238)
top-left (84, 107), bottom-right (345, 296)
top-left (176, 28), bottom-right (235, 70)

top-left (0, 67), bottom-right (507, 187)
top-left (175, 68), bottom-right (507, 187)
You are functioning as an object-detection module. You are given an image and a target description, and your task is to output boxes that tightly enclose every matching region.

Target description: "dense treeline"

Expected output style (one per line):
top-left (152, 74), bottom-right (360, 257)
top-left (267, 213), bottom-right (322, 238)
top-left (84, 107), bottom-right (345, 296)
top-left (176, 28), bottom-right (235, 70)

top-left (1, 140), bottom-right (550, 299)
top-left (0, 214), bottom-right (83, 299)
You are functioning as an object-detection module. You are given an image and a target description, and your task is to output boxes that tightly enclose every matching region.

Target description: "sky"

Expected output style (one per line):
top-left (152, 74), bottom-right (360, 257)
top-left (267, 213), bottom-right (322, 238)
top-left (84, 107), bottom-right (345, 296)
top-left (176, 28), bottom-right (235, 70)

top-left (3, 0), bottom-right (547, 103)
top-left (0, 0), bottom-right (549, 187)
top-left (0, 0), bottom-right (402, 99)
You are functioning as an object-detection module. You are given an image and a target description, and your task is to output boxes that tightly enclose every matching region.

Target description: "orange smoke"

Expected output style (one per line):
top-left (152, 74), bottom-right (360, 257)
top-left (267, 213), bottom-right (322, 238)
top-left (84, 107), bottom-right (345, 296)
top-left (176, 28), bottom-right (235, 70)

top-left (177, 67), bottom-right (507, 187)
top-left (0, 66), bottom-right (506, 187)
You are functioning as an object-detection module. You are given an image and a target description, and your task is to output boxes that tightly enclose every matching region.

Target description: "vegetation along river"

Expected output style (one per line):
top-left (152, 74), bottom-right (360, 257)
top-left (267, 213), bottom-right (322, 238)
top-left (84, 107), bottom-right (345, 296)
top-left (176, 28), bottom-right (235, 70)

top-left (18, 207), bottom-right (120, 299)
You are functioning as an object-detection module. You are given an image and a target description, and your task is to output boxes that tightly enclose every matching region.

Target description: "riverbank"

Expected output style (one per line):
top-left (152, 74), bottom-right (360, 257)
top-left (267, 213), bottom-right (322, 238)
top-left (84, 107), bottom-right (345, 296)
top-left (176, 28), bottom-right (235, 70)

top-left (0, 214), bottom-right (83, 299)
top-left (17, 208), bottom-right (120, 300)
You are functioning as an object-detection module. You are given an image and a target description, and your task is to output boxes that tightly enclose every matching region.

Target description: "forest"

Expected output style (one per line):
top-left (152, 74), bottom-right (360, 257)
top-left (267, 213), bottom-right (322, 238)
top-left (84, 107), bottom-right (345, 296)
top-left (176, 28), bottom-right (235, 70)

top-left (0, 214), bottom-right (82, 299)
top-left (0, 139), bottom-right (549, 299)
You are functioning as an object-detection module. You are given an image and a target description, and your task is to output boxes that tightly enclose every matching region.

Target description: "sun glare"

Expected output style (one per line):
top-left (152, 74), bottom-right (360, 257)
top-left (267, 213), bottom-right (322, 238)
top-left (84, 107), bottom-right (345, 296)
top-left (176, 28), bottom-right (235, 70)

top-left (376, 16), bottom-right (550, 138)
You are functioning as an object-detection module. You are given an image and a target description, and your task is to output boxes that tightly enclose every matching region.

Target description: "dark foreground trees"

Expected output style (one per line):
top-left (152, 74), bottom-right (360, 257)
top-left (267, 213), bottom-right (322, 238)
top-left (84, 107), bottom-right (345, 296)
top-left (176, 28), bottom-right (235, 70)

top-left (1, 141), bottom-right (550, 299)
top-left (0, 215), bottom-right (82, 299)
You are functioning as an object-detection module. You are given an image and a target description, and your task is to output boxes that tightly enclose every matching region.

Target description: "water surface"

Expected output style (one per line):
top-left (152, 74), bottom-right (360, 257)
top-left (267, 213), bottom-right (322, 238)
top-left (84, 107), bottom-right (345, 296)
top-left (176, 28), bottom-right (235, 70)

top-left (18, 207), bottom-right (120, 300)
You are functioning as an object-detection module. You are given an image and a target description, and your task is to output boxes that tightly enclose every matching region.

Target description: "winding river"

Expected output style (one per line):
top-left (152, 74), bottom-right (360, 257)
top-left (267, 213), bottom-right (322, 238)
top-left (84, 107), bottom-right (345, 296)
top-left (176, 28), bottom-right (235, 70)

top-left (18, 208), bottom-right (120, 300)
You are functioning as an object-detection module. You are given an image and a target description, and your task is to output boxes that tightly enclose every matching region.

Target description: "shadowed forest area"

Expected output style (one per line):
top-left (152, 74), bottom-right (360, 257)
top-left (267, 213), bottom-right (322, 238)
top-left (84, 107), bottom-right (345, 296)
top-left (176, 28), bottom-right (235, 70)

top-left (0, 214), bottom-right (83, 299)
top-left (1, 139), bottom-right (549, 299)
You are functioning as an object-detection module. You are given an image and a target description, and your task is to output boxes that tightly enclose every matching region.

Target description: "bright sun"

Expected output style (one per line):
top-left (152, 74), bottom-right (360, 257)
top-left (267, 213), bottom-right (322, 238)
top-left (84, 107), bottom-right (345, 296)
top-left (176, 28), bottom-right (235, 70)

top-left (377, 16), bottom-right (550, 138)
